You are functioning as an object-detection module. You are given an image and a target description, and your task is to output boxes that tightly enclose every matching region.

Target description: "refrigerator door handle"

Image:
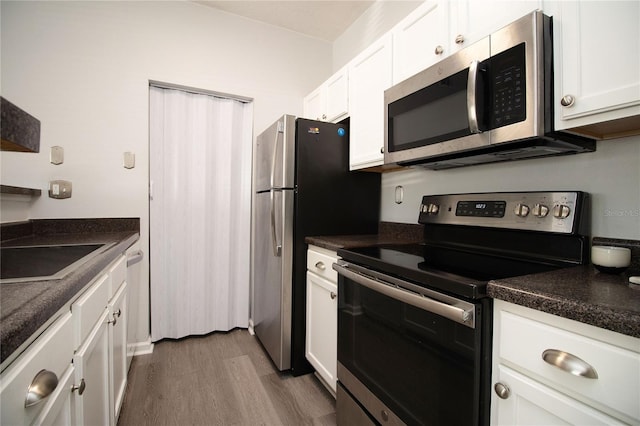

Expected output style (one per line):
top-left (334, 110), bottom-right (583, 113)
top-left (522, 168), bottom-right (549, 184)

top-left (270, 120), bottom-right (284, 189)
top-left (270, 189), bottom-right (282, 257)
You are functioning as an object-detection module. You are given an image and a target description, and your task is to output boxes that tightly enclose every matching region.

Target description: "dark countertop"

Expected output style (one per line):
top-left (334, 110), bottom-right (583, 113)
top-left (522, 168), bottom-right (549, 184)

top-left (488, 266), bottom-right (640, 338)
top-left (306, 221), bottom-right (424, 251)
top-left (1, 219), bottom-right (139, 368)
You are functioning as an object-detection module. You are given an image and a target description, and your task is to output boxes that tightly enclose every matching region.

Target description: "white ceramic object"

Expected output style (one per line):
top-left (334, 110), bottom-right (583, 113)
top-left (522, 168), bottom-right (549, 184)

top-left (591, 245), bottom-right (631, 273)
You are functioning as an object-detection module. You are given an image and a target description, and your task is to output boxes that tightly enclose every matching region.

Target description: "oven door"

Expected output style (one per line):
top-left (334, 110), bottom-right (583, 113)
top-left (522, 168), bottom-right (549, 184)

top-left (334, 261), bottom-right (491, 426)
top-left (384, 36), bottom-right (491, 166)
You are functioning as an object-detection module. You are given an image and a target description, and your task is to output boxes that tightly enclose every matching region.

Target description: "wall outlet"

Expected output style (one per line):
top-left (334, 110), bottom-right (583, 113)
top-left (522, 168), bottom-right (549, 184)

top-left (48, 180), bottom-right (72, 199)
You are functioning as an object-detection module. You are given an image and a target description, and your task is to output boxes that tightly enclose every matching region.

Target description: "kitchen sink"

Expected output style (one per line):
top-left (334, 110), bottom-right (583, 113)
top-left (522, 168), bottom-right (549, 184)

top-left (1, 243), bottom-right (107, 283)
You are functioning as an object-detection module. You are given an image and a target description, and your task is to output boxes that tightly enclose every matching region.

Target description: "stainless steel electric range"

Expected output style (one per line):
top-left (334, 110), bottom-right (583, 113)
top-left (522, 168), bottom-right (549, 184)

top-left (333, 191), bottom-right (590, 425)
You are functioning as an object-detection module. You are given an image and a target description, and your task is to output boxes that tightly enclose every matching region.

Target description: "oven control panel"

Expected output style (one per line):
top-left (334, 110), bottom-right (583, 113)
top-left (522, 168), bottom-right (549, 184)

top-left (419, 191), bottom-right (586, 234)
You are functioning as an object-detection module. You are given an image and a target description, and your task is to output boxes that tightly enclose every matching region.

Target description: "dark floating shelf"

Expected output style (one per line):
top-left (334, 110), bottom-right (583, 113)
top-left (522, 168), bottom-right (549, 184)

top-left (0, 185), bottom-right (42, 197)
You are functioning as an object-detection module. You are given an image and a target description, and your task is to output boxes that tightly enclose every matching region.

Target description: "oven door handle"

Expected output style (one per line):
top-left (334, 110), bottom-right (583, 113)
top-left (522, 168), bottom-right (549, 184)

top-left (333, 263), bottom-right (475, 328)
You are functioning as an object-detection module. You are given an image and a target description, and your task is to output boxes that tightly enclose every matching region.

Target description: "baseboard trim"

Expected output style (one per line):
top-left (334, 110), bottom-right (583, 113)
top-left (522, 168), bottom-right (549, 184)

top-left (128, 338), bottom-right (154, 356)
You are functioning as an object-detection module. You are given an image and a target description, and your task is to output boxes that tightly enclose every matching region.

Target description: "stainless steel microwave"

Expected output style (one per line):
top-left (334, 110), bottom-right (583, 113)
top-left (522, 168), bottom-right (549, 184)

top-left (384, 11), bottom-right (595, 170)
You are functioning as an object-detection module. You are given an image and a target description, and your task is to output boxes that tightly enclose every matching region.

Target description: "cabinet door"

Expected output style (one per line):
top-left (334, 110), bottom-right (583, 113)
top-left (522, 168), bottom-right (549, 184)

top-left (393, 0), bottom-right (449, 84)
top-left (492, 365), bottom-right (624, 425)
top-left (553, 1), bottom-right (640, 130)
top-left (348, 34), bottom-right (393, 170)
top-left (109, 281), bottom-right (128, 424)
top-left (305, 271), bottom-right (337, 393)
top-left (32, 365), bottom-right (75, 426)
top-left (303, 86), bottom-right (325, 121)
top-left (450, 0), bottom-right (541, 52)
top-left (325, 67), bottom-right (349, 123)
top-left (73, 310), bottom-right (111, 426)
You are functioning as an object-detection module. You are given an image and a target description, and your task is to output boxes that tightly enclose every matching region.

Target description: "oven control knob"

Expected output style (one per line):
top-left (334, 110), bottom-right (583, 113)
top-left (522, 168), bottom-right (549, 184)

top-left (553, 204), bottom-right (571, 219)
top-left (532, 203), bottom-right (550, 218)
top-left (514, 203), bottom-right (530, 217)
top-left (422, 203), bottom-right (439, 215)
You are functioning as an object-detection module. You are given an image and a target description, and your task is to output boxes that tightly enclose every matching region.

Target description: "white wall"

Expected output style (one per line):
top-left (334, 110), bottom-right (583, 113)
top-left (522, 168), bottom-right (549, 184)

top-left (381, 136), bottom-right (640, 239)
top-left (0, 1), bottom-right (332, 343)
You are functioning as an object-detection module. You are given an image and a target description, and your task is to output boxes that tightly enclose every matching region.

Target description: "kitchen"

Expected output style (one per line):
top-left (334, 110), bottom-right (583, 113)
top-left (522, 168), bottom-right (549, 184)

top-left (1, 0), bottom-right (639, 425)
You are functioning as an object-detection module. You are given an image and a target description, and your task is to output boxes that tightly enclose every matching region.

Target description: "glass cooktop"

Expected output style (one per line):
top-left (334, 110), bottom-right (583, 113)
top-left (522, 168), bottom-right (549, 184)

top-left (337, 243), bottom-right (563, 300)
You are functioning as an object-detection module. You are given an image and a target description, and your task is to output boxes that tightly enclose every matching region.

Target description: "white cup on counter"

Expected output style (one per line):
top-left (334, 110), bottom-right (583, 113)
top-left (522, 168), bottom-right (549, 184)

top-left (591, 245), bottom-right (631, 274)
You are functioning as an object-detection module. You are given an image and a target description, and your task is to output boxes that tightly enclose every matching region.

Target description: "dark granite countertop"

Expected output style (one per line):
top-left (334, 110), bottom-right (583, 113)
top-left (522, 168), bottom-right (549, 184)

top-left (488, 266), bottom-right (640, 338)
top-left (1, 219), bottom-right (139, 369)
top-left (305, 221), bottom-right (424, 251)
top-left (489, 237), bottom-right (640, 338)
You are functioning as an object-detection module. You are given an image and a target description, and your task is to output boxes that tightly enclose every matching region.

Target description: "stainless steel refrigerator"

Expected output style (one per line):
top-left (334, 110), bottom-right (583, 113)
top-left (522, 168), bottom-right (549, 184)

top-left (252, 115), bottom-right (380, 375)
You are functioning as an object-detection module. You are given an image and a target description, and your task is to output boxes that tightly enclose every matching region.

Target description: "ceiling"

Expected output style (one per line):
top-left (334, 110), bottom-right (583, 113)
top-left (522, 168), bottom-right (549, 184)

top-left (194, 1), bottom-right (376, 42)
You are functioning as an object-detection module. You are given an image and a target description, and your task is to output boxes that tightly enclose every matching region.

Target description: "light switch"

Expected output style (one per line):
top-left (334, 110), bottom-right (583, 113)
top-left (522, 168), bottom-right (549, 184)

top-left (50, 146), bottom-right (64, 165)
top-left (124, 152), bottom-right (135, 169)
top-left (48, 180), bottom-right (72, 199)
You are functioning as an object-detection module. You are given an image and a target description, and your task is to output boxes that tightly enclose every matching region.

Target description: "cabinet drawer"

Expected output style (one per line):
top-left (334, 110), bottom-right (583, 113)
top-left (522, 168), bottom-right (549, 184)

top-left (108, 254), bottom-right (126, 297)
top-left (307, 246), bottom-right (339, 283)
top-left (72, 273), bottom-right (109, 347)
top-left (0, 312), bottom-right (74, 425)
top-left (499, 310), bottom-right (640, 422)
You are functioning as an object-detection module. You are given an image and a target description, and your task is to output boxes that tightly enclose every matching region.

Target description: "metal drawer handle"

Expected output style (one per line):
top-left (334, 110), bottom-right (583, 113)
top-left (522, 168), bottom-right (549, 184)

top-left (315, 261), bottom-right (326, 270)
top-left (330, 291), bottom-right (336, 300)
top-left (71, 378), bottom-right (86, 395)
top-left (25, 369), bottom-right (58, 407)
top-left (108, 309), bottom-right (121, 326)
top-left (127, 250), bottom-right (143, 267)
top-left (542, 349), bottom-right (598, 379)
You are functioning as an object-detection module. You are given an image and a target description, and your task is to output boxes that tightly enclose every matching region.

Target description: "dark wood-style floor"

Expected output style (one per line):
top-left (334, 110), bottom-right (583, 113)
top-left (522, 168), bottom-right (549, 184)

top-left (117, 328), bottom-right (336, 426)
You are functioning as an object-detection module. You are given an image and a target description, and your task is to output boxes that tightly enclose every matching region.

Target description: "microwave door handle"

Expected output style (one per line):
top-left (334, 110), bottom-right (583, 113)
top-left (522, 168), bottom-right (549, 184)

top-left (467, 60), bottom-right (481, 134)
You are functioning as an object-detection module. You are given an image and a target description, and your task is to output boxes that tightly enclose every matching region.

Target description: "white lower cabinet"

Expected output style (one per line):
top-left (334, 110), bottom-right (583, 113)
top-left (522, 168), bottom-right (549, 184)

top-left (109, 280), bottom-right (128, 422)
top-left (0, 312), bottom-right (74, 425)
top-left (491, 300), bottom-right (640, 425)
top-left (1, 252), bottom-right (130, 426)
top-left (73, 309), bottom-right (111, 426)
top-left (306, 245), bottom-right (339, 394)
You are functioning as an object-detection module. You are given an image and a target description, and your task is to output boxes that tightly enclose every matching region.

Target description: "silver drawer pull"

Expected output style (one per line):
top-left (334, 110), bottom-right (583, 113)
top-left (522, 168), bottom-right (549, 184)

top-left (71, 378), bottom-right (86, 395)
top-left (315, 261), bottom-right (326, 270)
top-left (542, 349), bottom-right (598, 379)
top-left (330, 292), bottom-right (336, 300)
top-left (25, 369), bottom-right (58, 407)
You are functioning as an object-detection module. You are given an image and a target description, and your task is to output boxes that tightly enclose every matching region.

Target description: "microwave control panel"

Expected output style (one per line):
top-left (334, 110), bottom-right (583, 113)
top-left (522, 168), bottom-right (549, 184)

top-left (490, 42), bottom-right (527, 129)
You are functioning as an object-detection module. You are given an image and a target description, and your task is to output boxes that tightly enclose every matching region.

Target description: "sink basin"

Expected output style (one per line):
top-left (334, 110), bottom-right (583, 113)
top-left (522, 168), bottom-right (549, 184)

top-left (1, 243), bottom-right (106, 283)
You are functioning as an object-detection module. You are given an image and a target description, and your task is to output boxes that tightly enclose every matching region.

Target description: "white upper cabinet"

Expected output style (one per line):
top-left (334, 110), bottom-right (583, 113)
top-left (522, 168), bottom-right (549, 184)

top-left (548, 0), bottom-right (640, 137)
top-left (449, 0), bottom-right (542, 52)
top-left (303, 66), bottom-right (349, 123)
top-left (349, 34), bottom-right (393, 170)
top-left (392, 0), bottom-right (449, 84)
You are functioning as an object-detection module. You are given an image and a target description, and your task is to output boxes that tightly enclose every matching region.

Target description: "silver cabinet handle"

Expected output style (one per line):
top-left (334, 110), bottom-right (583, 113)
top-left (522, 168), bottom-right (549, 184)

top-left (108, 309), bottom-right (121, 326)
top-left (315, 261), bottom-right (326, 270)
top-left (127, 250), bottom-right (143, 267)
top-left (494, 382), bottom-right (510, 399)
top-left (71, 378), bottom-right (86, 395)
top-left (560, 95), bottom-right (575, 107)
top-left (542, 349), bottom-right (598, 379)
top-left (25, 369), bottom-right (58, 407)
top-left (435, 45), bottom-right (444, 55)
top-left (455, 34), bottom-right (465, 44)
top-left (380, 147), bottom-right (384, 154)
top-left (330, 291), bottom-right (337, 300)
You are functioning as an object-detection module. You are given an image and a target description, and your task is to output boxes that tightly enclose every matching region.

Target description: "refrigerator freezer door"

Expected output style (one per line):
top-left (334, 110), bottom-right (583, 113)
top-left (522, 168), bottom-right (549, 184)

top-left (253, 189), bottom-right (294, 370)
top-left (255, 115), bottom-right (296, 192)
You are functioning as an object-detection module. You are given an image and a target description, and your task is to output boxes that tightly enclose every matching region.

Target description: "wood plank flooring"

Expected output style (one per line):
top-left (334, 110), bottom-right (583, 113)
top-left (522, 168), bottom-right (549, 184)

top-left (117, 328), bottom-right (336, 426)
